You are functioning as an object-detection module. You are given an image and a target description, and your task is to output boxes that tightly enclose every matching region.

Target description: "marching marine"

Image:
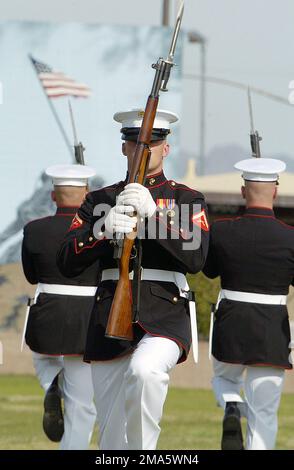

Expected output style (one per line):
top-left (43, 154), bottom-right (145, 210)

top-left (57, 108), bottom-right (210, 449)
top-left (203, 157), bottom-right (293, 450)
top-left (21, 164), bottom-right (98, 449)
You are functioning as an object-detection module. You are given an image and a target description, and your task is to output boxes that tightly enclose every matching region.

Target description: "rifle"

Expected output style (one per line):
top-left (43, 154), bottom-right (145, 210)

top-left (68, 99), bottom-right (85, 164)
top-left (105, 1), bottom-right (185, 341)
top-left (247, 87), bottom-right (262, 158)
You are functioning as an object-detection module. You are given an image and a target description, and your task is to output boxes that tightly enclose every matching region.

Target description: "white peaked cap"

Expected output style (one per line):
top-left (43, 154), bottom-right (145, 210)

top-left (45, 164), bottom-right (96, 187)
top-left (113, 108), bottom-right (179, 129)
top-left (234, 158), bottom-right (286, 182)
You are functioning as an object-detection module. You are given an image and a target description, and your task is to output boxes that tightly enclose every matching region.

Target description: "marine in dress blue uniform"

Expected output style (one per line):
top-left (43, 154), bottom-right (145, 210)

top-left (57, 109), bottom-right (210, 450)
top-left (203, 158), bottom-right (293, 450)
top-left (22, 164), bottom-right (98, 449)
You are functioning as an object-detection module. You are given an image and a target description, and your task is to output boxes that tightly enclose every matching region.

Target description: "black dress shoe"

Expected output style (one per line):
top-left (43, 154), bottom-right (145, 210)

top-left (221, 401), bottom-right (244, 450)
top-left (43, 375), bottom-right (64, 442)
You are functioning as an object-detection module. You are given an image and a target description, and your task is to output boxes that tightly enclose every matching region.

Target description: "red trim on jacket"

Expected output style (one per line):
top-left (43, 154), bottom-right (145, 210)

top-left (56, 213), bottom-right (77, 217)
top-left (167, 181), bottom-right (200, 196)
top-left (146, 170), bottom-right (165, 178)
top-left (214, 217), bottom-right (242, 223)
top-left (32, 351), bottom-right (83, 358)
top-left (243, 214), bottom-right (276, 220)
top-left (246, 205), bottom-right (274, 211)
top-left (148, 181), bottom-right (168, 190)
top-left (56, 205), bottom-right (80, 209)
top-left (215, 214), bottom-right (278, 223)
top-left (74, 236), bottom-right (107, 254)
top-left (275, 219), bottom-right (294, 230)
top-left (84, 350), bottom-right (133, 364)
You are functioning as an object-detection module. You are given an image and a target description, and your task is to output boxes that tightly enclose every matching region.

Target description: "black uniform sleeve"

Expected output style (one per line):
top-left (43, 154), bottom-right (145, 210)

top-left (202, 223), bottom-right (219, 279)
top-left (21, 227), bottom-right (38, 284)
top-left (57, 192), bottom-right (112, 278)
top-left (147, 194), bottom-right (209, 274)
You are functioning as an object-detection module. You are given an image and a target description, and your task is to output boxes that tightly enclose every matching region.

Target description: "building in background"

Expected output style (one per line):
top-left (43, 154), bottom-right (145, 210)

top-left (182, 159), bottom-right (294, 225)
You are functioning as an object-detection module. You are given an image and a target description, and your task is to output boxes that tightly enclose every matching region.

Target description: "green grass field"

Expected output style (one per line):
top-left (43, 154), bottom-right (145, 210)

top-left (0, 375), bottom-right (293, 450)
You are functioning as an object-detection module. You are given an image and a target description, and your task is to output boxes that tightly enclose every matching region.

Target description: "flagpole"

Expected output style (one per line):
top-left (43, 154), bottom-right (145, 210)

top-left (44, 95), bottom-right (74, 160)
top-left (28, 54), bottom-right (73, 161)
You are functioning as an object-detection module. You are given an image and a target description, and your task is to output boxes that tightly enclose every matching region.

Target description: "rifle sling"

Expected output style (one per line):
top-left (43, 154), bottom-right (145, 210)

top-left (132, 238), bottom-right (142, 323)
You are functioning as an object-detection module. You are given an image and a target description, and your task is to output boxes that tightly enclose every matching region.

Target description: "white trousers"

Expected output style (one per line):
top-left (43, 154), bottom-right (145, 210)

top-left (33, 353), bottom-right (97, 450)
top-left (91, 334), bottom-right (181, 450)
top-left (212, 357), bottom-right (285, 450)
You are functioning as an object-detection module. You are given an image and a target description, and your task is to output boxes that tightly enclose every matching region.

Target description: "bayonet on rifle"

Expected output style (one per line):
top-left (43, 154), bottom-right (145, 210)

top-left (152, 1), bottom-right (184, 93)
top-left (68, 100), bottom-right (85, 165)
top-left (248, 87), bottom-right (262, 158)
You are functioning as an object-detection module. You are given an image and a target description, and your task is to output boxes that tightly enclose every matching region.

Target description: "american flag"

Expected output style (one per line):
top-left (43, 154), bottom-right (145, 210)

top-left (29, 55), bottom-right (91, 98)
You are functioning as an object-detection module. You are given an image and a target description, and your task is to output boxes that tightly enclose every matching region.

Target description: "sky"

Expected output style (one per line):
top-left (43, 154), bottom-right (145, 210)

top-left (0, 0), bottom-right (293, 160)
top-left (0, 0), bottom-right (293, 228)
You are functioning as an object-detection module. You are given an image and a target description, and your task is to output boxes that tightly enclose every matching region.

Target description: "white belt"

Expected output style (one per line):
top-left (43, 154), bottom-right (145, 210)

top-left (208, 288), bottom-right (287, 361)
top-left (37, 283), bottom-right (97, 297)
top-left (101, 268), bottom-right (198, 363)
top-left (221, 289), bottom-right (287, 305)
top-left (102, 268), bottom-right (183, 284)
top-left (20, 283), bottom-right (97, 352)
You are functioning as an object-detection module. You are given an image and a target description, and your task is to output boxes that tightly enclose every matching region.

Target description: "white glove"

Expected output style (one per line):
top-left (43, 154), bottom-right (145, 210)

top-left (104, 204), bottom-right (137, 235)
top-left (119, 183), bottom-right (157, 218)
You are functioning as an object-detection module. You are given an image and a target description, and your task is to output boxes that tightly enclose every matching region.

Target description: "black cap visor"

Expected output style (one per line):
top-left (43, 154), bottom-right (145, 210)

top-left (121, 127), bottom-right (170, 143)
